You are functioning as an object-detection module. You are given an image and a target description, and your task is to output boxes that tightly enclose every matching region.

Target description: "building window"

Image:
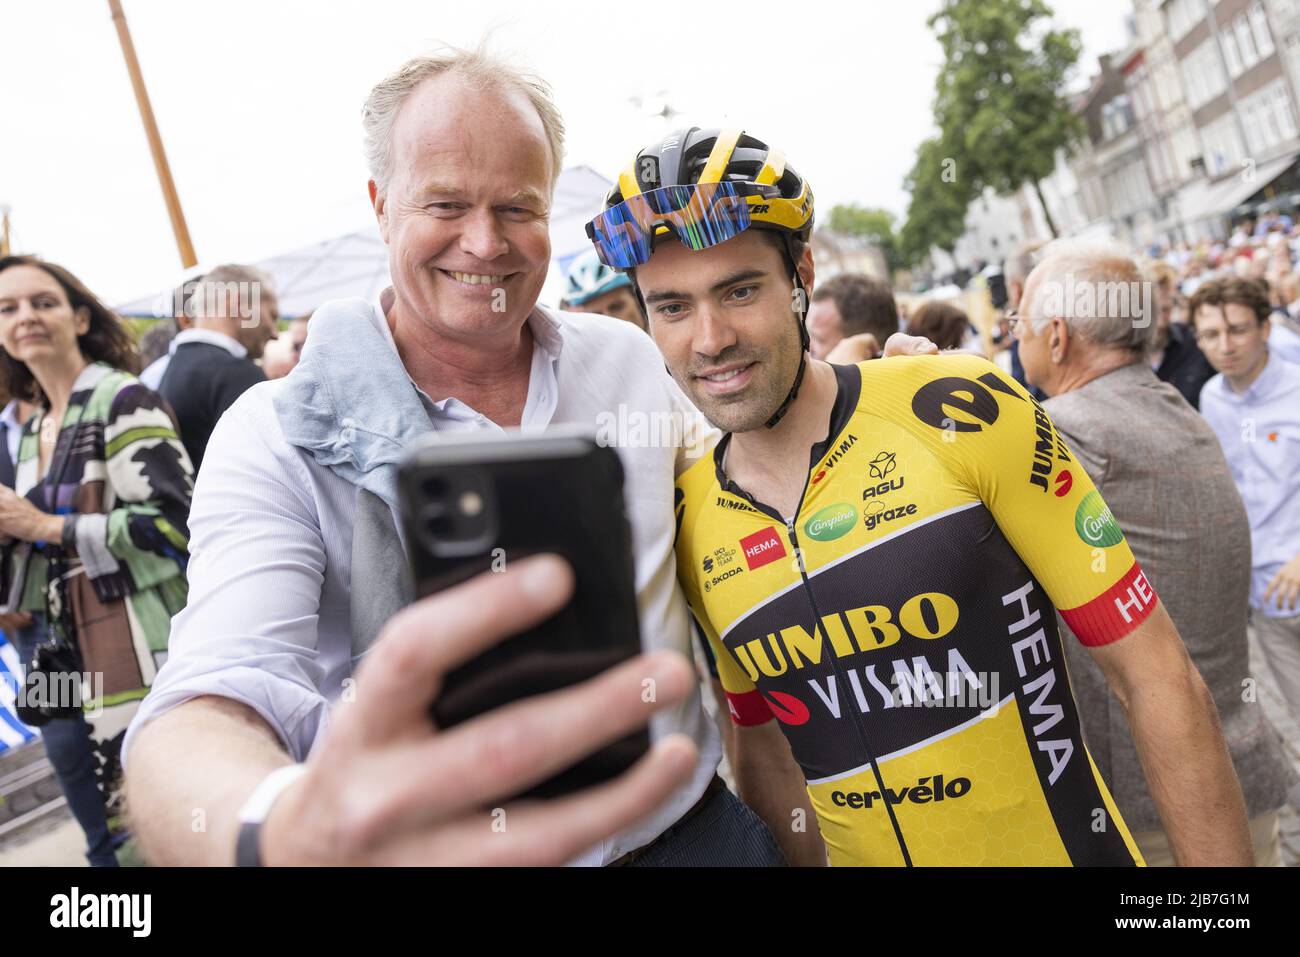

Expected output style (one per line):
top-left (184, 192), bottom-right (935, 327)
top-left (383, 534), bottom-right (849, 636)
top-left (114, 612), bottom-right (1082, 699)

top-left (1274, 82), bottom-right (1298, 139)
top-left (1223, 28), bottom-right (1243, 77)
top-left (1168, 0), bottom-right (1208, 41)
top-left (1183, 39), bottom-right (1228, 109)
top-left (1236, 16), bottom-right (1259, 69)
top-left (1250, 2), bottom-right (1275, 58)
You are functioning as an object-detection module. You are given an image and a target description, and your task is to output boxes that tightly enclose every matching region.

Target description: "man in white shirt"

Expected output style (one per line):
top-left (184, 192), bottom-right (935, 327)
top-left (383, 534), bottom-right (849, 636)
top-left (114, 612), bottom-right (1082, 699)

top-left (121, 48), bottom-right (789, 867)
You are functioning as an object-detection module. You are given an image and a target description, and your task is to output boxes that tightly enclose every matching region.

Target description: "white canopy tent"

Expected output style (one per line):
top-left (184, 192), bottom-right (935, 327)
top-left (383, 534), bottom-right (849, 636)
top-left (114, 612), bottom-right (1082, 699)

top-left (115, 165), bottom-right (613, 318)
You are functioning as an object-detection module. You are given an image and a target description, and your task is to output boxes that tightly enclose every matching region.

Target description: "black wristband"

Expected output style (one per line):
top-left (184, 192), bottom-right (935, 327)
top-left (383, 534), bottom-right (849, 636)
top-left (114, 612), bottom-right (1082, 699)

top-left (60, 514), bottom-right (77, 550)
top-left (235, 820), bottom-right (263, 867)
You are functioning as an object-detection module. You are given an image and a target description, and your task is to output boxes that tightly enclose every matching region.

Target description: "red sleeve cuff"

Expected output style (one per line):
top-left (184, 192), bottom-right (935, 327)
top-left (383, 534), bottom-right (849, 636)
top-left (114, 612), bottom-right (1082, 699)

top-left (1060, 560), bottom-right (1158, 647)
top-left (725, 689), bottom-right (774, 726)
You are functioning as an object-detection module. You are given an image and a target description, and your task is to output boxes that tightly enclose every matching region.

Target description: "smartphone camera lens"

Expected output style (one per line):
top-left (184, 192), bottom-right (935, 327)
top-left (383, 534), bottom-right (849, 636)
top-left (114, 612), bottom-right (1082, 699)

top-left (423, 476), bottom-right (450, 500)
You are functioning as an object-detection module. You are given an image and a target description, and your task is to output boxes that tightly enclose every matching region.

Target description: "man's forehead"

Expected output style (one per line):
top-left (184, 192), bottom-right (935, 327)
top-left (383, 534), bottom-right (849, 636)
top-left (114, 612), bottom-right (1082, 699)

top-left (392, 75), bottom-right (553, 184)
top-left (639, 232), bottom-right (784, 293)
top-left (1192, 302), bottom-right (1227, 325)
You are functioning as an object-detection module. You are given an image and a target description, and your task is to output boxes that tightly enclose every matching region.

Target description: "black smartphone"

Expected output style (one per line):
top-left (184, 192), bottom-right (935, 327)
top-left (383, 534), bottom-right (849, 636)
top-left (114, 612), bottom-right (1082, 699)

top-left (397, 429), bottom-right (649, 800)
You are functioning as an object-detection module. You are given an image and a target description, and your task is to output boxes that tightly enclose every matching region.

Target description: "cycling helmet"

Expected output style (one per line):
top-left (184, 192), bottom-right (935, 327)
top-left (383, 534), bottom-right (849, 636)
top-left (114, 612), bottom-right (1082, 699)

top-left (594, 128), bottom-right (815, 428)
top-left (563, 248), bottom-right (633, 307)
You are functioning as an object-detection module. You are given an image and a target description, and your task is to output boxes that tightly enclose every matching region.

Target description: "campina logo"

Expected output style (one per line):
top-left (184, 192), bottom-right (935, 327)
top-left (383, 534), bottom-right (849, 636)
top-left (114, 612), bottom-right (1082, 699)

top-left (804, 503), bottom-right (857, 542)
top-left (1074, 490), bottom-right (1123, 547)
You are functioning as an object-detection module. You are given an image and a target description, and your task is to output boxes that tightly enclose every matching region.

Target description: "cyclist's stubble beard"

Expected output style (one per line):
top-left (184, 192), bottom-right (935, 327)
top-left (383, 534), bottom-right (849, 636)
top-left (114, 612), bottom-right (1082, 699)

top-left (684, 317), bottom-right (805, 435)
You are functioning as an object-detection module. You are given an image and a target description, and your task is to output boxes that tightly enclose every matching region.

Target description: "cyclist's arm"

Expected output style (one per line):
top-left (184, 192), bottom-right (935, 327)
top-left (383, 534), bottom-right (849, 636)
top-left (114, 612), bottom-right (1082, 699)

top-left (732, 720), bottom-right (827, 867)
top-left (686, 599), bottom-right (825, 866)
top-left (1086, 604), bottom-right (1251, 866)
top-left (934, 357), bottom-right (1251, 866)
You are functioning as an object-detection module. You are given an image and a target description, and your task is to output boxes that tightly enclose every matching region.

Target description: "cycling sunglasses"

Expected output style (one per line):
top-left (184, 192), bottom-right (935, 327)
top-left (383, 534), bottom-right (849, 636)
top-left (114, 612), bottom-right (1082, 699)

top-left (585, 181), bottom-right (781, 269)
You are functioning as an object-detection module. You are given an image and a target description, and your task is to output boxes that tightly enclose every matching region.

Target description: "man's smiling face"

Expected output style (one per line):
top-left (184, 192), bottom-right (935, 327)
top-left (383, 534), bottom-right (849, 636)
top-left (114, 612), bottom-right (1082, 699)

top-left (373, 73), bottom-right (554, 344)
top-left (636, 229), bottom-right (809, 433)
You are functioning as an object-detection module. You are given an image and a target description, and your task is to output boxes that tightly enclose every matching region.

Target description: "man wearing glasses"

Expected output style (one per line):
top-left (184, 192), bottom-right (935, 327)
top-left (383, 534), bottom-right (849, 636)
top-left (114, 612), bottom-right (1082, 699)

top-left (588, 127), bottom-right (1253, 865)
top-left (1191, 277), bottom-right (1300, 729)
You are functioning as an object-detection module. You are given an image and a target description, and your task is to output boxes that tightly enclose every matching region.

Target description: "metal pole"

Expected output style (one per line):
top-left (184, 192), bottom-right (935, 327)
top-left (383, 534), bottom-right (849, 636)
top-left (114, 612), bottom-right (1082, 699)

top-left (107, 0), bottom-right (197, 267)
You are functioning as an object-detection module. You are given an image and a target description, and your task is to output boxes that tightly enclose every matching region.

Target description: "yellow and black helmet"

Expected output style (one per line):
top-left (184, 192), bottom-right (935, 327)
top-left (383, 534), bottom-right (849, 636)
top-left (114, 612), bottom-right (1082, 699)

top-left (596, 128), bottom-right (815, 431)
top-left (605, 127), bottom-right (815, 242)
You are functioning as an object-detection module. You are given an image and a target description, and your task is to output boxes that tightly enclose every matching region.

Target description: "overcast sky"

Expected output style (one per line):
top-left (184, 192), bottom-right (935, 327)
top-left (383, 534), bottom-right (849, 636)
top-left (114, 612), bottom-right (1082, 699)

top-left (1, 0), bottom-right (1134, 304)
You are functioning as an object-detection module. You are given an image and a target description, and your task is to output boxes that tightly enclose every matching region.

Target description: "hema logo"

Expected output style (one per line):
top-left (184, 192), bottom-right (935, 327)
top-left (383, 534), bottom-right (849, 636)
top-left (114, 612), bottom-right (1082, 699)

top-left (49, 887), bottom-right (151, 937)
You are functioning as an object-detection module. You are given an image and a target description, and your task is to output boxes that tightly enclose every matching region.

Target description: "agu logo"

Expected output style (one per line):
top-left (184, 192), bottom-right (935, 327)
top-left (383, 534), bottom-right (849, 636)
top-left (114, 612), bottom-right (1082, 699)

top-left (868, 450), bottom-right (897, 479)
top-left (740, 527), bottom-right (787, 570)
top-left (1053, 469), bottom-right (1073, 497)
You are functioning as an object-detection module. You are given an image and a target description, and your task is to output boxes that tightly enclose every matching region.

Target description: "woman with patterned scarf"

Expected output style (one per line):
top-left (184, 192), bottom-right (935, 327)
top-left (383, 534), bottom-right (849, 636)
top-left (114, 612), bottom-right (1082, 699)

top-left (0, 255), bottom-right (193, 864)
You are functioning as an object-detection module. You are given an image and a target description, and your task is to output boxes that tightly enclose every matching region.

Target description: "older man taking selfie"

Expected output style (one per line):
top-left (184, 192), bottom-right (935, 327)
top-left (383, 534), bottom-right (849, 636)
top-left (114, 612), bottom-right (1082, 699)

top-left (122, 47), bottom-right (795, 867)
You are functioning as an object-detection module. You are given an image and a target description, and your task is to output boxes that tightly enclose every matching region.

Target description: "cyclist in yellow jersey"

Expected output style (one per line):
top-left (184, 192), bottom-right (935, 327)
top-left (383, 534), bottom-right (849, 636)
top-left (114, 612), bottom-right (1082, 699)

top-left (585, 128), bottom-right (1252, 866)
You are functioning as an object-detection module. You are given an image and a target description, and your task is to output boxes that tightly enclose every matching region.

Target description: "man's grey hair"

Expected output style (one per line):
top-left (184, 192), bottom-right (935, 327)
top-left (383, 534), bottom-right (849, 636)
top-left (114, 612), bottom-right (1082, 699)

top-left (189, 264), bottom-right (275, 319)
top-left (1004, 240), bottom-right (1047, 286)
top-left (1026, 239), bottom-right (1156, 353)
top-left (362, 43), bottom-right (566, 196)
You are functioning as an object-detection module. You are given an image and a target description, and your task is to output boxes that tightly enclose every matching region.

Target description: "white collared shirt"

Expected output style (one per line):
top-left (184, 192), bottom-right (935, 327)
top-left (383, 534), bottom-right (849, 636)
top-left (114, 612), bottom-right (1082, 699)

top-left (0, 399), bottom-right (24, 467)
top-left (125, 292), bottom-right (721, 865)
top-left (140, 327), bottom-right (249, 390)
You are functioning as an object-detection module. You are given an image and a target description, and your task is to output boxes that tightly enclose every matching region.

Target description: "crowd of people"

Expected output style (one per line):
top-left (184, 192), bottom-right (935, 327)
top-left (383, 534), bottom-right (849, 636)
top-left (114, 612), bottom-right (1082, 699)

top-left (0, 43), bottom-right (1296, 868)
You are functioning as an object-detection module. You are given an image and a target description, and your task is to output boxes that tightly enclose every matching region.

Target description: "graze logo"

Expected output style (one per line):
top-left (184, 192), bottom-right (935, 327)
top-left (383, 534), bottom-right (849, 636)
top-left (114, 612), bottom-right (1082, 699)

top-left (740, 527), bottom-right (787, 570)
top-left (804, 503), bottom-right (857, 542)
top-left (831, 774), bottom-right (971, 810)
top-left (868, 450), bottom-right (897, 479)
top-left (1074, 491), bottom-right (1123, 547)
top-left (1053, 469), bottom-right (1073, 497)
top-left (863, 500), bottom-right (917, 531)
top-left (50, 888), bottom-right (151, 937)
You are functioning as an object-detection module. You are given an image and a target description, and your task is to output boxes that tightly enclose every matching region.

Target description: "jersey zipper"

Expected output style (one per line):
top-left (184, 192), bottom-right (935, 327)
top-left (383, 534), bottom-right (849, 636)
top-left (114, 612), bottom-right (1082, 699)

top-left (783, 513), bottom-right (914, 867)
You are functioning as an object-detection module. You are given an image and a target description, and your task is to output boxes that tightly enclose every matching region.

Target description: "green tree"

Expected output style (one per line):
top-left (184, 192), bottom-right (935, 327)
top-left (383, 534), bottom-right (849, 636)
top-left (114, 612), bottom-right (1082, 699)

top-left (827, 204), bottom-right (903, 273)
top-left (898, 136), bottom-right (974, 267)
top-left (928, 0), bottom-right (1083, 237)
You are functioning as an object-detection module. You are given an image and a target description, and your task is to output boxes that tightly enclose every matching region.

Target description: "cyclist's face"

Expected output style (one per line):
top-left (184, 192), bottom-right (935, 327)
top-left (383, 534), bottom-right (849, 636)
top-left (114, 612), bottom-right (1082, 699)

top-left (372, 75), bottom-right (553, 346)
top-left (638, 230), bottom-right (808, 432)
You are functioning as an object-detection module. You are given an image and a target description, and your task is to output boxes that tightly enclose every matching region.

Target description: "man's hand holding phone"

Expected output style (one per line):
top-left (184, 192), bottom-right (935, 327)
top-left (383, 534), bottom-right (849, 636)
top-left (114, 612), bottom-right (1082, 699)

top-left (259, 554), bottom-right (698, 865)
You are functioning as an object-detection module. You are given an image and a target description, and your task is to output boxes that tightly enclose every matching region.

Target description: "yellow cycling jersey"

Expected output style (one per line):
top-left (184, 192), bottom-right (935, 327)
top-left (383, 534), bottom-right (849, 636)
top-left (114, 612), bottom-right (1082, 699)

top-left (675, 355), bottom-right (1155, 866)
